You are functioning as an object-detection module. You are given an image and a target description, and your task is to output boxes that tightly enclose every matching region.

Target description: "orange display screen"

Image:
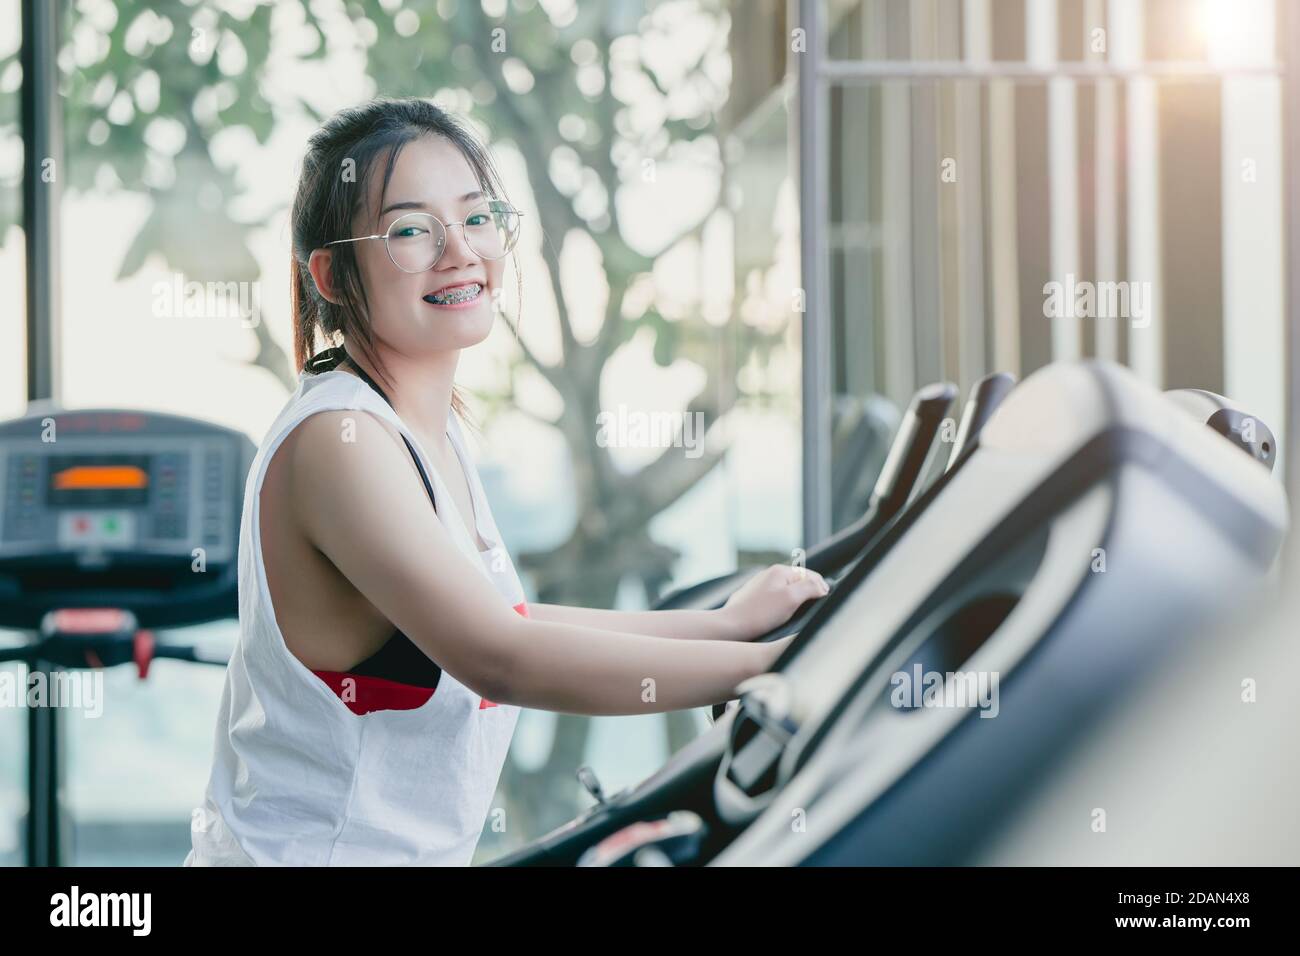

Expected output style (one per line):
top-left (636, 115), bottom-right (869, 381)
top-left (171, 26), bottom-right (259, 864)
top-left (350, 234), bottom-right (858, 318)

top-left (47, 455), bottom-right (152, 507)
top-left (52, 465), bottom-right (149, 491)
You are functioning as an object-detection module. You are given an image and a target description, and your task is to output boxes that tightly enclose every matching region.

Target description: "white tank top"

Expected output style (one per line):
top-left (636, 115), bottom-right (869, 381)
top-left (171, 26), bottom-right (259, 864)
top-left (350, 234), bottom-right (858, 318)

top-left (185, 369), bottom-right (526, 866)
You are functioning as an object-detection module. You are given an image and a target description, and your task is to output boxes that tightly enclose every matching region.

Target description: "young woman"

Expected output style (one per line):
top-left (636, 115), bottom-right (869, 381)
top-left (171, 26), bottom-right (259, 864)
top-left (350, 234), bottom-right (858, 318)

top-left (186, 97), bottom-right (828, 866)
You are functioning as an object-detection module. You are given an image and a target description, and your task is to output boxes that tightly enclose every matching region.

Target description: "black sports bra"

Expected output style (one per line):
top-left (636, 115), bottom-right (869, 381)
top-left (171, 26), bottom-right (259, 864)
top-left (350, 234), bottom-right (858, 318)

top-left (304, 346), bottom-right (444, 690)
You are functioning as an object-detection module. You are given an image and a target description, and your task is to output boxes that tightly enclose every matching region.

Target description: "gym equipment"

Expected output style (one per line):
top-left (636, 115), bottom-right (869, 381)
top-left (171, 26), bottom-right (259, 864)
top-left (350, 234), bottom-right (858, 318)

top-left (576, 810), bottom-right (708, 867)
top-left (652, 381), bottom-right (958, 617)
top-left (973, 534), bottom-right (1300, 865)
top-left (904, 371), bottom-right (1019, 516)
top-left (490, 359), bottom-right (1287, 866)
top-left (701, 374), bottom-right (1017, 722)
top-left (0, 407), bottom-right (254, 628)
top-left (1164, 387), bottom-right (1276, 472)
top-left (0, 407), bottom-right (253, 865)
top-left (713, 360), bottom-right (1286, 864)
top-left (946, 372), bottom-right (1017, 471)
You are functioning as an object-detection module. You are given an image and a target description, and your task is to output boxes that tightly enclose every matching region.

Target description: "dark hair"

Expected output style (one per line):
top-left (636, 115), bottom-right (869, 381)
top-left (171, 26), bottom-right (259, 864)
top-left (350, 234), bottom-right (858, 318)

top-left (289, 97), bottom-right (520, 426)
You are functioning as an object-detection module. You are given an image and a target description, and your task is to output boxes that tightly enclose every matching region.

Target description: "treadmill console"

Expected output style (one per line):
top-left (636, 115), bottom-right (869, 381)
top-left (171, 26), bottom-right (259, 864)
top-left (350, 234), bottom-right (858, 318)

top-left (0, 408), bottom-right (255, 629)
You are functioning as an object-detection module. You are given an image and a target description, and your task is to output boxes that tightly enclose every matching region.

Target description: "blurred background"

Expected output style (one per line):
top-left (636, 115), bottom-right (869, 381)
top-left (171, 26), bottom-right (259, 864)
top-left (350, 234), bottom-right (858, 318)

top-left (0, 0), bottom-right (1294, 864)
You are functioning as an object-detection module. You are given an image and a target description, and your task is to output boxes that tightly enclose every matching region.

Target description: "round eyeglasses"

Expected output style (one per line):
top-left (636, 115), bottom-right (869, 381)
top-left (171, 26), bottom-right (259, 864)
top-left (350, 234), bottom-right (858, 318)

top-left (325, 200), bottom-right (524, 273)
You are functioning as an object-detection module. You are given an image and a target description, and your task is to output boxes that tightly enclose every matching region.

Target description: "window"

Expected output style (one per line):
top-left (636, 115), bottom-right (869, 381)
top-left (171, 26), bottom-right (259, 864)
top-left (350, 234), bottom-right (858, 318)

top-left (811, 0), bottom-right (1287, 515)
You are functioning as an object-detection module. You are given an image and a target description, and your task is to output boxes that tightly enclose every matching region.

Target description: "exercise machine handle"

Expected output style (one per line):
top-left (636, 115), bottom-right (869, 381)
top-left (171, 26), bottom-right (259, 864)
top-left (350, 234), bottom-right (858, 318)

top-left (946, 372), bottom-right (1017, 471)
top-left (807, 381), bottom-right (957, 574)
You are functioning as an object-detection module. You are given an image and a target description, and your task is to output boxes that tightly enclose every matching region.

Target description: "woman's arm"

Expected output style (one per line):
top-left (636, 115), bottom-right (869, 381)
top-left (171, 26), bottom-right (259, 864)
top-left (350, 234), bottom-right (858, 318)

top-left (529, 562), bottom-right (829, 642)
top-left (290, 411), bottom-right (788, 715)
top-left (526, 603), bottom-right (746, 641)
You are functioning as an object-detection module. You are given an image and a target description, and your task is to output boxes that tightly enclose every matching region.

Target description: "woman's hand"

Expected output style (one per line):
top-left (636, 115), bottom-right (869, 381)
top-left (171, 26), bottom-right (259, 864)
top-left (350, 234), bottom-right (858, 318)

top-left (720, 564), bottom-right (830, 641)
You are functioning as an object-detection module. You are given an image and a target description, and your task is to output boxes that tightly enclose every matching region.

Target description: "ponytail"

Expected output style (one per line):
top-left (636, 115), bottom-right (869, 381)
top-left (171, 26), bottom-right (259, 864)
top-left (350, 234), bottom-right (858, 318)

top-left (290, 255), bottom-right (316, 373)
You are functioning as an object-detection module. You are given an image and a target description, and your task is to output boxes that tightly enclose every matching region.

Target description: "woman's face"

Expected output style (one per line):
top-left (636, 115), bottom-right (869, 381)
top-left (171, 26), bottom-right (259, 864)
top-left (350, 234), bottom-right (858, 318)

top-left (347, 135), bottom-right (506, 358)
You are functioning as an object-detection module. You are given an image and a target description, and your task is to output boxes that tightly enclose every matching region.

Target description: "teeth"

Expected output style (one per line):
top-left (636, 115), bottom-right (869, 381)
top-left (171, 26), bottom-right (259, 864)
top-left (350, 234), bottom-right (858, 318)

top-left (426, 283), bottom-right (483, 305)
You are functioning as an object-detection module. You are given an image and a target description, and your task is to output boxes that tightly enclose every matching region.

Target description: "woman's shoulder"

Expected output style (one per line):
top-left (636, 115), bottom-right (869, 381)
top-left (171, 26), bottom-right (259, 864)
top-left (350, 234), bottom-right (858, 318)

top-left (258, 397), bottom-right (423, 548)
top-left (249, 372), bottom-right (408, 496)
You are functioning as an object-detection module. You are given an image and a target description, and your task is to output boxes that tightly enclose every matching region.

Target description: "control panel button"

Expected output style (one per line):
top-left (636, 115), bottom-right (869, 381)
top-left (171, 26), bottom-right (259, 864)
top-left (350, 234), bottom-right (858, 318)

top-left (57, 511), bottom-right (136, 549)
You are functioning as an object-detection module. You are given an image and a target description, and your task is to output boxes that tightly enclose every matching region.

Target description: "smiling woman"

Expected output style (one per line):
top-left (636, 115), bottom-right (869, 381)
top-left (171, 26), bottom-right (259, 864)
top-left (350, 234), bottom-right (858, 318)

top-left (184, 97), bottom-right (818, 867)
top-left (290, 101), bottom-right (522, 415)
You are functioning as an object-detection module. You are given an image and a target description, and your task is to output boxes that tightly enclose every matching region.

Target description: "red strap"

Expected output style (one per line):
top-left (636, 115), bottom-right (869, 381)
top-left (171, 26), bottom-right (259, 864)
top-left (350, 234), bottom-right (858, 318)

top-left (134, 630), bottom-right (156, 680)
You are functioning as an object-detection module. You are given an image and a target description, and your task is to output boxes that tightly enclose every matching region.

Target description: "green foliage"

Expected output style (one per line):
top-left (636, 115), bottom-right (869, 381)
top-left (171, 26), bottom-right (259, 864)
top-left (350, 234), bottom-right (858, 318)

top-left (0, 1), bottom-right (324, 277)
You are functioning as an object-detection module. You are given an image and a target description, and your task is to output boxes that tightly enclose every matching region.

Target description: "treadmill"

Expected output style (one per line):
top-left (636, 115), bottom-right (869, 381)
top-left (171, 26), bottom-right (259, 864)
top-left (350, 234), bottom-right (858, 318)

top-left (0, 406), bottom-right (254, 866)
top-left (714, 360), bottom-right (1286, 865)
top-left (492, 359), bottom-right (1286, 866)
